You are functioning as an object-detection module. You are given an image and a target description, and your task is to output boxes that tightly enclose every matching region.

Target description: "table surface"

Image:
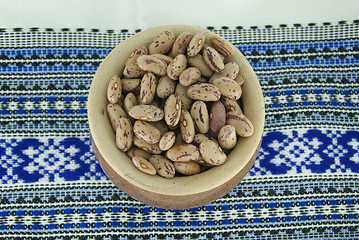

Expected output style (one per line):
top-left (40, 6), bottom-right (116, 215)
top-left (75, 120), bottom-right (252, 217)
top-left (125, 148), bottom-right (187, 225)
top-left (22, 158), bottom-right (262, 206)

top-left (0, 1), bottom-right (358, 239)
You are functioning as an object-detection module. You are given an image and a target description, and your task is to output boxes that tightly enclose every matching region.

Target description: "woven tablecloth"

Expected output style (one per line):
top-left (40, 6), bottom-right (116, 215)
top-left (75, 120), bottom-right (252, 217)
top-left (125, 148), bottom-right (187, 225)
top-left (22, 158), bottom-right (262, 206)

top-left (1, 1), bottom-right (359, 239)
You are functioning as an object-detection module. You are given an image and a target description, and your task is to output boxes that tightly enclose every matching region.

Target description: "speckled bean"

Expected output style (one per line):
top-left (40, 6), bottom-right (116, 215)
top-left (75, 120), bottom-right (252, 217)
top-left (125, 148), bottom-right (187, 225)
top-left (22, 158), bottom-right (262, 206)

top-left (172, 32), bottom-right (193, 57)
top-left (107, 75), bottom-right (122, 104)
top-left (151, 54), bottom-right (173, 64)
top-left (179, 67), bottom-right (201, 87)
top-left (132, 156), bottom-right (156, 175)
top-left (159, 131), bottom-right (176, 151)
top-left (175, 84), bottom-right (192, 111)
top-left (209, 101), bottom-right (226, 134)
top-left (188, 54), bottom-right (213, 77)
top-left (128, 104), bottom-right (164, 121)
top-left (125, 46), bottom-right (148, 66)
top-left (149, 31), bottom-right (175, 55)
top-left (166, 144), bottom-right (200, 162)
top-left (187, 32), bottom-right (205, 57)
top-left (127, 147), bottom-right (152, 160)
top-left (107, 103), bottom-right (128, 131)
top-left (133, 120), bottom-right (161, 144)
top-left (226, 111), bottom-right (254, 137)
top-left (218, 125), bottom-right (237, 149)
top-left (199, 139), bottom-right (227, 165)
top-left (173, 161), bottom-right (200, 175)
top-left (180, 110), bottom-right (195, 143)
top-left (133, 136), bottom-right (162, 154)
top-left (164, 93), bottom-right (182, 128)
top-left (209, 34), bottom-right (236, 57)
top-left (192, 133), bottom-right (211, 146)
top-left (167, 54), bottom-right (187, 80)
top-left (209, 62), bottom-right (239, 82)
top-left (190, 101), bottom-right (209, 134)
top-left (186, 83), bottom-right (221, 101)
top-left (221, 97), bottom-right (242, 114)
top-left (151, 121), bottom-right (168, 136)
top-left (149, 155), bottom-right (175, 178)
top-left (140, 72), bottom-right (157, 104)
top-left (203, 46), bottom-right (225, 73)
top-left (137, 55), bottom-right (167, 76)
top-left (212, 77), bottom-right (242, 100)
top-left (122, 78), bottom-right (141, 95)
top-left (156, 75), bottom-right (176, 99)
top-left (193, 157), bottom-right (213, 166)
top-left (115, 117), bottom-right (133, 152)
top-left (124, 92), bottom-right (137, 114)
top-left (123, 63), bottom-right (145, 78)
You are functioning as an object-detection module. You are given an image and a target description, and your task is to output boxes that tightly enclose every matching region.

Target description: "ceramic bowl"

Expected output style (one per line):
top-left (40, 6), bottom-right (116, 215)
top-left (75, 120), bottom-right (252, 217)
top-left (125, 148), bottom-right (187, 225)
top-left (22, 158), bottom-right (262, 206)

top-left (88, 24), bottom-right (265, 209)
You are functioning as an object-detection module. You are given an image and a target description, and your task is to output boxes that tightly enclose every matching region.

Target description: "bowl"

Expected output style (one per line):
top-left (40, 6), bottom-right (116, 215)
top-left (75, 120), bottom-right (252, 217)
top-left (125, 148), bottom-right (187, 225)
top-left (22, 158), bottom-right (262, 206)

top-left (88, 24), bottom-right (265, 209)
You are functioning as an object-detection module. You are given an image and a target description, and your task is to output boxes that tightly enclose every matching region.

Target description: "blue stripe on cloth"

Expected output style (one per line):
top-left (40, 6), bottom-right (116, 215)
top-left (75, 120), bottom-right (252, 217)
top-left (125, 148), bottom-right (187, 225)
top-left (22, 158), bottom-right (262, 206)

top-left (0, 129), bottom-right (358, 184)
top-left (0, 175), bottom-right (357, 239)
top-left (237, 39), bottom-right (359, 53)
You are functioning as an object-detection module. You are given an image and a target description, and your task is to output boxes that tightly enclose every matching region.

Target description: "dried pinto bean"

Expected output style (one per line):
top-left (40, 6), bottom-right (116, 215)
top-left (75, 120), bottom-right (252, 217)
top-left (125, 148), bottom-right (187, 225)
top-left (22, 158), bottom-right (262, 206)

top-left (106, 29), bottom-right (255, 177)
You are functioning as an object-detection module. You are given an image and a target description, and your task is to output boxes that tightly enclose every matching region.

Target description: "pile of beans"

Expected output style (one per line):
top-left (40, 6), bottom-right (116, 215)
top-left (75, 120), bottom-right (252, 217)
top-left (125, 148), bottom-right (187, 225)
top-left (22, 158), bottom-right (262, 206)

top-left (106, 30), bottom-right (254, 178)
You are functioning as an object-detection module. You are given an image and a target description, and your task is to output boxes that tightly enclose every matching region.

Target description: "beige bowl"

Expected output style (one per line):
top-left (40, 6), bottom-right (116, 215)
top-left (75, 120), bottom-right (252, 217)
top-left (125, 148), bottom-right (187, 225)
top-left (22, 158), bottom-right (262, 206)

top-left (88, 24), bottom-right (265, 209)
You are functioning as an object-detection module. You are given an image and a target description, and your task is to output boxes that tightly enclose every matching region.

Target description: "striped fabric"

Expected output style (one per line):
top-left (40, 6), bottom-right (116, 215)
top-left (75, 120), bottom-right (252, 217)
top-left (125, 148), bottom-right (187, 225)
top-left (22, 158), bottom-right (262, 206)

top-left (0, 21), bottom-right (358, 239)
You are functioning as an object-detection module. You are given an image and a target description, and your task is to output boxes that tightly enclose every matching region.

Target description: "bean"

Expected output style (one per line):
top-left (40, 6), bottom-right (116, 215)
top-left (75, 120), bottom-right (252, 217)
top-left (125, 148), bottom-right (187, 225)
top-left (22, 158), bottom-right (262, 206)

top-left (105, 29), bottom-right (255, 177)
top-left (107, 75), bottom-right (122, 104)
top-left (137, 55), bottom-right (167, 76)
top-left (173, 161), bottom-right (200, 175)
top-left (226, 111), bottom-right (254, 137)
top-left (187, 83), bottom-right (221, 101)
top-left (116, 117), bottom-right (133, 152)
top-left (107, 103), bottom-right (128, 131)
top-left (190, 101), bottom-right (209, 134)
top-left (199, 139), bottom-right (227, 165)
top-left (159, 131), bottom-right (176, 151)
top-left (203, 46), bottom-right (224, 73)
top-left (125, 46), bottom-right (148, 66)
top-left (166, 144), bottom-right (200, 162)
top-left (167, 54), bottom-right (187, 80)
top-left (164, 93), bottom-right (181, 128)
top-left (132, 156), bottom-right (156, 175)
top-left (149, 31), bottom-right (175, 55)
top-left (218, 125), bottom-right (237, 149)
top-left (129, 105), bottom-right (164, 121)
top-left (140, 72), bottom-right (157, 104)
top-left (133, 120), bottom-right (161, 144)
top-left (172, 32), bottom-right (193, 57)
top-left (149, 155), bottom-right (175, 178)
top-left (180, 110), bottom-right (195, 143)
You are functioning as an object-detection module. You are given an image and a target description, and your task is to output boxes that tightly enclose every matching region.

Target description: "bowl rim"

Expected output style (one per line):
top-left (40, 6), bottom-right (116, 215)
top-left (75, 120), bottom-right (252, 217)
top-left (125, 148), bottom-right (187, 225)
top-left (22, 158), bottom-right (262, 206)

top-left (88, 24), bottom-right (265, 209)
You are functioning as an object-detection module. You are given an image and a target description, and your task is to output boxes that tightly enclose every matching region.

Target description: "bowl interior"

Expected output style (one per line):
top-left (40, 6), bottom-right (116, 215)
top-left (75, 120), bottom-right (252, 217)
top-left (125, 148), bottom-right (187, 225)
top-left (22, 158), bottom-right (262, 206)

top-left (88, 25), bottom-right (265, 199)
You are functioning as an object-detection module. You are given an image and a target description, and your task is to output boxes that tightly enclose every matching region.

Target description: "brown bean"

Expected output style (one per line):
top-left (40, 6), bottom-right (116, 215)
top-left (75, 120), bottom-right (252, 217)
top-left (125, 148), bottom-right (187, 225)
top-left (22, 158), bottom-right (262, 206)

top-left (209, 101), bottom-right (226, 134)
